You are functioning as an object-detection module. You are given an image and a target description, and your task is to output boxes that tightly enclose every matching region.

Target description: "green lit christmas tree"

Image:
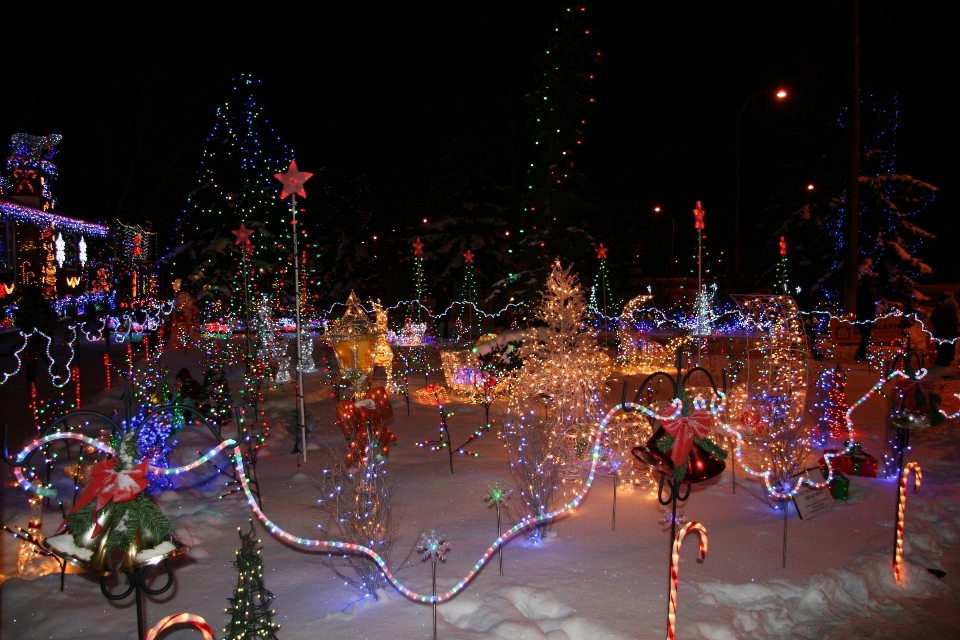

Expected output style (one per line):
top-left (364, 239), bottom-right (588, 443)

top-left (224, 522), bottom-right (280, 640)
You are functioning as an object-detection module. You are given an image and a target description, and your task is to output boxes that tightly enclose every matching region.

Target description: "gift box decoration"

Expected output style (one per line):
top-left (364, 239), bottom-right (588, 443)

top-left (828, 471), bottom-right (849, 501)
top-left (820, 441), bottom-right (877, 478)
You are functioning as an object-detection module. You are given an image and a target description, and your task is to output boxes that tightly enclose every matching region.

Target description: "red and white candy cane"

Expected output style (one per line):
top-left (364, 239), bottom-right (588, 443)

top-left (894, 461), bottom-right (922, 583)
top-left (668, 521), bottom-right (708, 640)
top-left (144, 613), bottom-right (215, 640)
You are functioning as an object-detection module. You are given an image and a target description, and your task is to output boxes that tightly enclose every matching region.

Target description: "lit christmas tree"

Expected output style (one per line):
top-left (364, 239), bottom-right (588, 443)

top-left (411, 237), bottom-right (428, 323)
top-left (165, 74), bottom-right (293, 307)
top-left (199, 360), bottom-right (232, 431)
top-left (775, 236), bottom-right (790, 294)
top-left (588, 243), bottom-right (614, 333)
top-left (503, 261), bottom-right (612, 528)
top-left (814, 364), bottom-right (846, 443)
top-left (224, 522), bottom-right (280, 640)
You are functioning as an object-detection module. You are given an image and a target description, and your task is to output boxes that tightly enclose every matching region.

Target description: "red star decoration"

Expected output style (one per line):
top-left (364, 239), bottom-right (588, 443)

top-left (692, 200), bottom-right (706, 230)
top-left (412, 237), bottom-right (424, 256)
top-left (232, 223), bottom-right (255, 250)
top-left (274, 160), bottom-right (313, 200)
top-left (779, 236), bottom-right (788, 256)
top-left (595, 243), bottom-right (608, 260)
top-left (463, 249), bottom-right (474, 264)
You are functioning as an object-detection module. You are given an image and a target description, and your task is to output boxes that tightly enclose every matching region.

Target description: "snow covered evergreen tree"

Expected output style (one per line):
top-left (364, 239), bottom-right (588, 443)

top-left (777, 93), bottom-right (937, 306)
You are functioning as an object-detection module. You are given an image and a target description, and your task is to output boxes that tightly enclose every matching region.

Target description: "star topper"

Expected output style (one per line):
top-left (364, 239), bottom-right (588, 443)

top-left (595, 243), bottom-right (608, 260)
top-left (463, 249), bottom-right (474, 264)
top-left (232, 223), bottom-right (255, 252)
top-left (779, 236), bottom-right (787, 256)
top-left (692, 201), bottom-right (705, 230)
top-left (274, 160), bottom-right (313, 200)
top-left (412, 237), bottom-right (424, 256)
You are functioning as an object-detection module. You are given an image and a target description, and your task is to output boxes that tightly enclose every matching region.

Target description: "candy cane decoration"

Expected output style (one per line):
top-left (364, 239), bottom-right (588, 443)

top-left (668, 522), bottom-right (708, 640)
top-left (144, 613), bottom-right (214, 640)
top-left (894, 461), bottom-right (922, 583)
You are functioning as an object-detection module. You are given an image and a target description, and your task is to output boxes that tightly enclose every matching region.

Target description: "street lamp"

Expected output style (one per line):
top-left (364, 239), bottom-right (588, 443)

top-left (735, 88), bottom-right (788, 276)
top-left (654, 206), bottom-right (675, 277)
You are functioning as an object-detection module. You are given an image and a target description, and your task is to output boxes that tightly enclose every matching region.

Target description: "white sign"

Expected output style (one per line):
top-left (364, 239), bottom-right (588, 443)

top-left (793, 467), bottom-right (833, 521)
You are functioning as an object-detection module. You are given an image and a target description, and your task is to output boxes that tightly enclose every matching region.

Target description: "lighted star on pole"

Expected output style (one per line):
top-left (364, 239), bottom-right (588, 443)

top-left (274, 160), bottom-right (313, 200)
top-left (595, 243), bottom-right (608, 260)
top-left (232, 223), bottom-right (255, 253)
top-left (693, 201), bottom-right (706, 230)
top-left (463, 249), bottom-right (474, 264)
top-left (413, 237), bottom-right (424, 256)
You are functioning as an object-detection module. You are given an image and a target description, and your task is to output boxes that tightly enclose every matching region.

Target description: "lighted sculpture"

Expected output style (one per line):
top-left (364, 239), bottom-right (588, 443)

top-left (441, 350), bottom-right (481, 396)
top-left (326, 292), bottom-right (378, 398)
top-left (722, 295), bottom-right (812, 502)
top-left (371, 300), bottom-right (394, 388)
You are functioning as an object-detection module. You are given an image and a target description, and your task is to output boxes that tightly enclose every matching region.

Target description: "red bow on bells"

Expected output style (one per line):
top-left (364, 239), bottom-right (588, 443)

top-left (661, 410), bottom-right (714, 468)
top-left (70, 458), bottom-right (150, 535)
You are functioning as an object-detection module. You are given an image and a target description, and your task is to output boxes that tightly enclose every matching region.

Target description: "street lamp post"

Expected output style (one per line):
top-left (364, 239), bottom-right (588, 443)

top-left (735, 89), bottom-right (787, 276)
top-left (654, 206), bottom-right (675, 277)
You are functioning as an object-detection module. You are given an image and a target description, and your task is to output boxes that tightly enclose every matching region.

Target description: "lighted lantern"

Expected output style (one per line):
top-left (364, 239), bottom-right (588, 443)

top-left (326, 291), bottom-right (380, 398)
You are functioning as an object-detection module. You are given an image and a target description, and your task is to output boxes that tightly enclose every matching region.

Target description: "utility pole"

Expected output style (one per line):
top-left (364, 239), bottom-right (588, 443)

top-left (842, 0), bottom-right (861, 315)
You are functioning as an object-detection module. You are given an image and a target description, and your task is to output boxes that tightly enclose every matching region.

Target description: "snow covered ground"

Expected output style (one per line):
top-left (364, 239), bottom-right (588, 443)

top-left (3, 343), bottom-right (959, 639)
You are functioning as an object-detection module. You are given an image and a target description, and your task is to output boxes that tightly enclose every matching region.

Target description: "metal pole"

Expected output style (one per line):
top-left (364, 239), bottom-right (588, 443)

top-left (669, 214), bottom-right (675, 278)
top-left (291, 194), bottom-right (306, 462)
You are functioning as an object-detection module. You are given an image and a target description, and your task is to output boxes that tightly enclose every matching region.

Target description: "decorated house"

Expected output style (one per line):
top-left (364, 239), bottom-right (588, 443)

top-left (0, 133), bottom-right (110, 310)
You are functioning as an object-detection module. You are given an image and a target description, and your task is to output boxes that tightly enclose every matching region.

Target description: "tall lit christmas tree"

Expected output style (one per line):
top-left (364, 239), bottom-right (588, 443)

top-left (461, 249), bottom-right (478, 339)
top-left (165, 74), bottom-right (292, 306)
top-left (411, 237), bottom-right (427, 322)
top-left (775, 236), bottom-right (790, 294)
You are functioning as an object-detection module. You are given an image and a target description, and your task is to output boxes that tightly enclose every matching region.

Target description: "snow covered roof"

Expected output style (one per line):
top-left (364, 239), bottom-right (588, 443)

top-left (0, 199), bottom-right (109, 237)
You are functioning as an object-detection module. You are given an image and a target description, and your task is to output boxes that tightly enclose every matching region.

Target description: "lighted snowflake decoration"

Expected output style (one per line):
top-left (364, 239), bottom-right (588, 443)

top-left (416, 530), bottom-right (451, 563)
top-left (485, 482), bottom-right (511, 507)
top-left (78, 236), bottom-right (87, 267)
top-left (54, 232), bottom-right (66, 268)
top-left (658, 507), bottom-right (688, 531)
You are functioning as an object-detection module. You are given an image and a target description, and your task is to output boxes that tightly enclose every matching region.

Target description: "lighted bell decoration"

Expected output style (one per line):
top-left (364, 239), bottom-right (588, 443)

top-left (40, 432), bottom-right (187, 575)
top-left (326, 291), bottom-right (379, 398)
top-left (632, 426), bottom-right (726, 484)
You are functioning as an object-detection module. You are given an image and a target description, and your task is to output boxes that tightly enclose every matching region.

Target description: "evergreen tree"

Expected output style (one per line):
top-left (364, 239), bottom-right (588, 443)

top-left (164, 74), bottom-right (293, 307)
top-left (302, 168), bottom-right (377, 309)
top-left (495, 5), bottom-right (601, 306)
top-left (776, 93), bottom-right (937, 307)
top-left (224, 522), bottom-right (280, 640)
top-left (522, 5), bottom-right (600, 232)
top-left (199, 362), bottom-right (232, 430)
top-left (421, 137), bottom-right (515, 301)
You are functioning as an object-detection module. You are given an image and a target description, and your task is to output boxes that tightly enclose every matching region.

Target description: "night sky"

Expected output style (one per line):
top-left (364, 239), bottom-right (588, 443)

top-left (4, 1), bottom-right (954, 281)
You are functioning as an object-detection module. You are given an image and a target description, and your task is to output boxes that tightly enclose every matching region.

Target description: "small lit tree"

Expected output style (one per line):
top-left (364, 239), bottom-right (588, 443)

top-left (316, 446), bottom-right (398, 599)
top-left (224, 522), bottom-right (280, 640)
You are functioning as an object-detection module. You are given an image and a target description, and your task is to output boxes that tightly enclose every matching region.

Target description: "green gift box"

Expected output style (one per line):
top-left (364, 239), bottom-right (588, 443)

top-left (829, 472), bottom-right (849, 501)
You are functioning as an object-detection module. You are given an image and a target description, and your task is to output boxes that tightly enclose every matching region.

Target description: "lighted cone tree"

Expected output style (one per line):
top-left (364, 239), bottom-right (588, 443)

top-left (224, 522), bottom-right (280, 640)
top-left (513, 261), bottom-right (612, 456)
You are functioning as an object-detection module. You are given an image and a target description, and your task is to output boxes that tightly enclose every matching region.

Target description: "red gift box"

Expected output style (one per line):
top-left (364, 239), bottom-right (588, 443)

top-left (820, 443), bottom-right (877, 478)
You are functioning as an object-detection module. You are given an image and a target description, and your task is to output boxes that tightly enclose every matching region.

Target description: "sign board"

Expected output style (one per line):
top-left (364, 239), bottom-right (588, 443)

top-left (793, 467), bottom-right (833, 521)
top-left (829, 316), bottom-right (910, 345)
